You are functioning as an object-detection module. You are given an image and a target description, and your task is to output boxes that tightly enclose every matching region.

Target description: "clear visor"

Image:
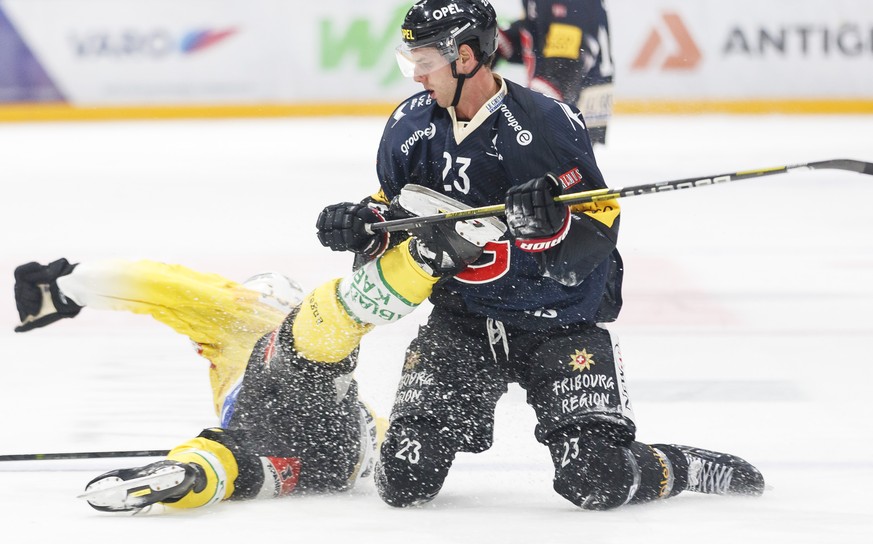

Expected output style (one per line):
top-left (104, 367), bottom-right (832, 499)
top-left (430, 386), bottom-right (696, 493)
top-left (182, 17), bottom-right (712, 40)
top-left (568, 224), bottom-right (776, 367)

top-left (395, 35), bottom-right (460, 78)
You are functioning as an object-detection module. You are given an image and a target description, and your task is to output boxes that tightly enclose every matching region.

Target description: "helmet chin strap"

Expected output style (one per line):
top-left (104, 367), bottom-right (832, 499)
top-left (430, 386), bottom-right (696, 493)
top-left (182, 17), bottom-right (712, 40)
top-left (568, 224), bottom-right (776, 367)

top-left (449, 59), bottom-right (484, 108)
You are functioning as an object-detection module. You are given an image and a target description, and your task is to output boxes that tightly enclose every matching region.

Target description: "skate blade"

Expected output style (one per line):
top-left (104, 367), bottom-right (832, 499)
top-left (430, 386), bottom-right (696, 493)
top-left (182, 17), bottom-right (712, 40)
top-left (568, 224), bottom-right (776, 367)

top-left (77, 465), bottom-right (187, 510)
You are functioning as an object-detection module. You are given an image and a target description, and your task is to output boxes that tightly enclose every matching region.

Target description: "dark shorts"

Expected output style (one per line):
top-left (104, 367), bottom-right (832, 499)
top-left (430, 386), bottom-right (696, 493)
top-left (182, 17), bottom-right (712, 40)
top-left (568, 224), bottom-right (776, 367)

top-left (222, 314), bottom-right (364, 492)
top-left (390, 306), bottom-right (636, 451)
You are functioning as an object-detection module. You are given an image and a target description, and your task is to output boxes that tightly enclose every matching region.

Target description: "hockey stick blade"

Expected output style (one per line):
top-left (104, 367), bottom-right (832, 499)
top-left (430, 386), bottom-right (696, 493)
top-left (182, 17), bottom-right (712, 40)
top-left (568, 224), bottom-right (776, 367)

top-left (369, 158), bottom-right (873, 234)
top-left (0, 450), bottom-right (170, 462)
top-left (805, 158), bottom-right (873, 175)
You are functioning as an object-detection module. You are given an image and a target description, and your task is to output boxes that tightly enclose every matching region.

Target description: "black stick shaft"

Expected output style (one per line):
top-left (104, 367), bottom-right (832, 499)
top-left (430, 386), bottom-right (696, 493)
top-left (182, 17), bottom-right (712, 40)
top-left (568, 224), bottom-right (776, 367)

top-left (370, 158), bottom-right (873, 234)
top-left (0, 450), bottom-right (169, 462)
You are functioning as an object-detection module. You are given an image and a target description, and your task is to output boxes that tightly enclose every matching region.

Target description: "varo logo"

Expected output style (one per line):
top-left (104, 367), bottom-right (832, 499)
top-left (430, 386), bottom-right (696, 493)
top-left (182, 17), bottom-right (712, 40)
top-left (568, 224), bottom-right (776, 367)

top-left (632, 12), bottom-right (701, 70)
top-left (70, 27), bottom-right (238, 58)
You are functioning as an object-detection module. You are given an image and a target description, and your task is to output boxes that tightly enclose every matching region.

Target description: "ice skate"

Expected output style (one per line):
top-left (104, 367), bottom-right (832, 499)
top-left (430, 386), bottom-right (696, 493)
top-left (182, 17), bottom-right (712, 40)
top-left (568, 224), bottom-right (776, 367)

top-left (79, 460), bottom-right (205, 512)
top-left (677, 446), bottom-right (765, 496)
top-left (350, 402), bottom-right (386, 483)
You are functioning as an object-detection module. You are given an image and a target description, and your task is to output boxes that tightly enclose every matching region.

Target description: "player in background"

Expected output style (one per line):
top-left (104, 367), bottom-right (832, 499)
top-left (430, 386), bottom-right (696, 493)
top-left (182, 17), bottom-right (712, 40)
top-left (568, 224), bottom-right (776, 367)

top-left (13, 187), bottom-right (505, 513)
top-left (317, 0), bottom-right (764, 511)
top-left (495, 0), bottom-right (614, 144)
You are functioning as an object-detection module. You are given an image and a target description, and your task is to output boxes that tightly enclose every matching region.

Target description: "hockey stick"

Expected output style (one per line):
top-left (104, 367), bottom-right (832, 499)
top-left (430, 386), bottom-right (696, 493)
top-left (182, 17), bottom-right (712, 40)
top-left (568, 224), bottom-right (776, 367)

top-left (0, 450), bottom-right (169, 462)
top-left (369, 158), bottom-right (873, 234)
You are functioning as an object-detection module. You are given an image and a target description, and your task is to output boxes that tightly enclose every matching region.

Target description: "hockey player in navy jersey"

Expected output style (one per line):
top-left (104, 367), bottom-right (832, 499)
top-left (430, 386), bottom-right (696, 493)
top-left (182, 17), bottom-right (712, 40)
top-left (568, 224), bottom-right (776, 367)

top-left (316, 0), bottom-right (764, 511)
top-left (495, 0), bottom-right (615, 144)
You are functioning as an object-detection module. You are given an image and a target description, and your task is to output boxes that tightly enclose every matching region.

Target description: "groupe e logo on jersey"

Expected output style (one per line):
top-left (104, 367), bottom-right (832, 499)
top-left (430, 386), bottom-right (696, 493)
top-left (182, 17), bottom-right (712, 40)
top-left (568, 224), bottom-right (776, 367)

top-left (400, 123), bottom-right (437, 155)
top-left (499, 104), bottom-right (533, 146)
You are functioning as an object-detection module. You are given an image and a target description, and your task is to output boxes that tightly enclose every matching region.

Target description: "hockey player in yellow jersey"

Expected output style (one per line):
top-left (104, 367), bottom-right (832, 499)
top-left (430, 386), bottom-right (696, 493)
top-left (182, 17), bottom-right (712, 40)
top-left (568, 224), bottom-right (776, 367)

top-left (13, 186), bottom-right (506, 513)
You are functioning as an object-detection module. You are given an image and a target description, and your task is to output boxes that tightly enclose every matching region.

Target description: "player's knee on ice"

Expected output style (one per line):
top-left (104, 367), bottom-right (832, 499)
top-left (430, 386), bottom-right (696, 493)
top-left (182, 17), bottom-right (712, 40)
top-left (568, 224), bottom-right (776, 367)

top-left (550, 430), bottom-right (637, 510)
top-left (375, 417), bottom-right (457, 507)
top-left (548, 424), bottom-right (689, 510)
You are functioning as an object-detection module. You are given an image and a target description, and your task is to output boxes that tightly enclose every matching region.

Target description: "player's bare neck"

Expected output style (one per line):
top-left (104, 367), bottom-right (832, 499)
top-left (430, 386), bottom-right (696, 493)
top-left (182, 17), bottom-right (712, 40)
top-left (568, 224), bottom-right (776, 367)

top-left (455, 70), bottom-right (500, 121)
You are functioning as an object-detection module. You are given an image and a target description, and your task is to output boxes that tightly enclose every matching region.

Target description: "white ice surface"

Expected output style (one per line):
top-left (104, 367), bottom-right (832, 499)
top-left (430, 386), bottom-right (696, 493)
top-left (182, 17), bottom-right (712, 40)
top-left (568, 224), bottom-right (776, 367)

top-left (1, 114), bottom-right (872, 543)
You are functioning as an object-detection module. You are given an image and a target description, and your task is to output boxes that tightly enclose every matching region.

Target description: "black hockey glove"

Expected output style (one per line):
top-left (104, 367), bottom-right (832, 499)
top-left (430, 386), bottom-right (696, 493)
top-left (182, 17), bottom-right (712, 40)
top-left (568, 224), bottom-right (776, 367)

top-left (14, 258), bottom-right (82, 333)
top-left (389, 197), bottom-right (485, 276)
top-left (505, 173), bottom-right (571, 252)
top-left (316, 203), bottom-right (388, 256)
top-left (408, 223), bottom-right (485, 276)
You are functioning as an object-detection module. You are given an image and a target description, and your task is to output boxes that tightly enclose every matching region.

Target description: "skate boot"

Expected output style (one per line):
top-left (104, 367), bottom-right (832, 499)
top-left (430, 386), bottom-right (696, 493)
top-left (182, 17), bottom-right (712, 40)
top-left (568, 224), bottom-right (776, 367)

top-left (677, 446), bottom-right (765, 496)
top-left (349, 401), bottom-right (387, 483)
top-left (79, 460), bottom-right (206, 512)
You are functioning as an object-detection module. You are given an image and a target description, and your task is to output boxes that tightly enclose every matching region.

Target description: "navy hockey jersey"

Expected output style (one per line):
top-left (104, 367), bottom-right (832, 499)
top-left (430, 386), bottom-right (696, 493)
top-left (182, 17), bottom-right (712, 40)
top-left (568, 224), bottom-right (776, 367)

top-left (375, 77), bottom-right (622, 330)
top-left (501, 0), bottom-right (614, 105)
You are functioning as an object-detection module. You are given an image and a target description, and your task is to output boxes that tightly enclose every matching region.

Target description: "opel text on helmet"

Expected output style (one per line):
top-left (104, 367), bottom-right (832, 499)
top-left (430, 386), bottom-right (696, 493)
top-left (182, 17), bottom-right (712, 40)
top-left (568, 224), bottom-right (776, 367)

top-left (395, 0), bottom-right (498, 78)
